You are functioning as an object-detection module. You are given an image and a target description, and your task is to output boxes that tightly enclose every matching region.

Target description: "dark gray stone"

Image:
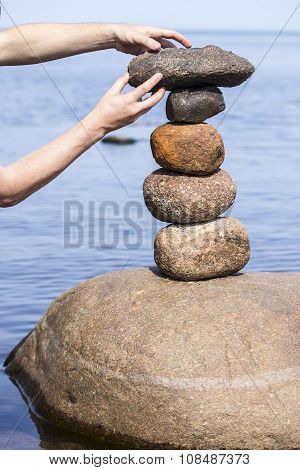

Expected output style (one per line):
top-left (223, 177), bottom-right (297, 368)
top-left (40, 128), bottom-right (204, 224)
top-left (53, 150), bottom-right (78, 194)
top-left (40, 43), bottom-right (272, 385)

top-left (102, 136), bottom-right (137, 145)
top-left (166, 87), bottom-right (225, 123)
top-left (128, 46), bottom-right (255, 90)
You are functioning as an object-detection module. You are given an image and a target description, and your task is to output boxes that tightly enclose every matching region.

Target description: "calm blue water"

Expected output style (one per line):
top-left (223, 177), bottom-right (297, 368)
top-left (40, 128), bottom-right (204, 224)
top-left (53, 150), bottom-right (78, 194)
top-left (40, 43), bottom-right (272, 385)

top-left (0, 31), bottom-right (300, 449)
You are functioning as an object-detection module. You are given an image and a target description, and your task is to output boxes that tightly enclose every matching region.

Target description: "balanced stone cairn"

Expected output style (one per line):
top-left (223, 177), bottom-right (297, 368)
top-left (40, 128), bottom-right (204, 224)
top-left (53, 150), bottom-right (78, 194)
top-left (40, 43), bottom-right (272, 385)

top-left (4, 49), bottom-right (299, 453)
top-left (129, 45), bottom-right (255, 281)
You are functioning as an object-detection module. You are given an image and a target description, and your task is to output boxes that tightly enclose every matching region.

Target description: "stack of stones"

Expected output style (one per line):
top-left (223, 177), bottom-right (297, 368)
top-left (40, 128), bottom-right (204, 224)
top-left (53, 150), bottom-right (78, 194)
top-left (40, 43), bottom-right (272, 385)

top-left (129, 46), bottom-right (255, 281)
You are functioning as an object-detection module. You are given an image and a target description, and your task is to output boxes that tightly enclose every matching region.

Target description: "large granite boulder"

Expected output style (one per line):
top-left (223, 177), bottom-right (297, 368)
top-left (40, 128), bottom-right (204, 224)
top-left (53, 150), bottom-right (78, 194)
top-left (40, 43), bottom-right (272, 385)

top-left (128, 46), bottom-right (255, 90)
top-left (5, 268), bottom-right (300, 449)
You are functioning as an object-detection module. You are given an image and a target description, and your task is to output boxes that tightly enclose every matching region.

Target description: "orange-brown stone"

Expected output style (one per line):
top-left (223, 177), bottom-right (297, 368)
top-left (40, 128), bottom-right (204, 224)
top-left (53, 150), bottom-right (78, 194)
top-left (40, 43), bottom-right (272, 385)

top-left (150, 123), bottom-right (224, 175)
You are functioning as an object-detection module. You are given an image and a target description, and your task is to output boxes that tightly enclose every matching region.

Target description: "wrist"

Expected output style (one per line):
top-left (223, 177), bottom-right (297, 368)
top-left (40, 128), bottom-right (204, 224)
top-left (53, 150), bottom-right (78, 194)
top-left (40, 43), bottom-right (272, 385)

top-left (81, 111), bottom-right (108, 144)
top-left (98, 23), bottom-right (118, 50)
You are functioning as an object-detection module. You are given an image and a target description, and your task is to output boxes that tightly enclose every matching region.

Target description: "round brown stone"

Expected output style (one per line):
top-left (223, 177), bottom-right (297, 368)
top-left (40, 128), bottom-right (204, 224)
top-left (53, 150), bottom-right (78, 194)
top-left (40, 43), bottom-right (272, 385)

top-left (150, 122), bottom-right (224, 175)
top-left (143, 169), bottom-right (236, 223)
top-left (154, 218), bottom-right (250, 281)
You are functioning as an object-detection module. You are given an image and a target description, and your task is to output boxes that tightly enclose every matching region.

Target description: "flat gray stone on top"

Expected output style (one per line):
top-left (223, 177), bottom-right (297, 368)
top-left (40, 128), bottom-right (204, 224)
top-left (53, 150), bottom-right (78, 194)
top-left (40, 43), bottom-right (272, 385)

top-left (128, 46), bottom-right (255, 90)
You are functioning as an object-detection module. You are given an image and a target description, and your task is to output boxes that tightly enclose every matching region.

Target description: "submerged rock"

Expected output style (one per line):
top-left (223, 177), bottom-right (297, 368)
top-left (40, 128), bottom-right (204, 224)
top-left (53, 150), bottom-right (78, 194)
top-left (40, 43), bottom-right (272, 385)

top-left (128, 46), bottom-right (255, 90)
top-left (150, 122), bottom-right (224, 175)
top-left (166, 86), bottom-right (225, 123)
top-left (5, 268), bottom-right (300, 449)
top-left (154, 218), bottom-right (250, 280)
top-left (102, 136), bottom-right (137, 145)
top-left (143, 169), bottom-right (236, 223)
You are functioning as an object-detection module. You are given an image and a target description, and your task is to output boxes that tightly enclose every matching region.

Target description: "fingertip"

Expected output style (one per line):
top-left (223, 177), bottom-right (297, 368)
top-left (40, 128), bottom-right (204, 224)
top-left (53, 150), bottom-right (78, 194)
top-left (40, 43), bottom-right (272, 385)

top-left (117, 72), bottom-right (129, 84)
top-left (110, 72), bottom-right (130, 94)
top-left (173, 30), bottom-right (192, 48)
top-left (151, 87), bottom-right (166, 102)
top-left (120, 72), bottom-right (130, 87)
top-left (149, 39), bottom-right (161, 51)
top-left (154, 72), bottom-right (163, 80)
top-left (183, 38), bottom-right (192, 48)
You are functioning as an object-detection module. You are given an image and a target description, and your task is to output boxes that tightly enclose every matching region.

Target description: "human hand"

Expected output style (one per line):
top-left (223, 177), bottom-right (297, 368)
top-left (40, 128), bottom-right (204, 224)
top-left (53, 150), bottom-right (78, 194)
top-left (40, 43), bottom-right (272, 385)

top-left (83, 72), bottom-right (165, 140)
top-left (111, 23), bottom-right (191, 55)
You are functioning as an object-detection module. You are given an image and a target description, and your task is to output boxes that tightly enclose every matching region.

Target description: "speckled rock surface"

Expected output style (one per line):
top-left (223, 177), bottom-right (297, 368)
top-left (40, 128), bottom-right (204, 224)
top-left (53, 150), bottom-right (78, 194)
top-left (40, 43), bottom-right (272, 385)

top-left (143, 169), bottom-right (236, 223)
top-left (5, 268), bottom-right (300, 449)
top-left (166, 87), bottom-right (225, 123)
top-left (154, 218), bottom-right (250, 280)
top-left (150, 123), bottom-right (224, 175)
top-left (128, 46), bottom-right (255, 90)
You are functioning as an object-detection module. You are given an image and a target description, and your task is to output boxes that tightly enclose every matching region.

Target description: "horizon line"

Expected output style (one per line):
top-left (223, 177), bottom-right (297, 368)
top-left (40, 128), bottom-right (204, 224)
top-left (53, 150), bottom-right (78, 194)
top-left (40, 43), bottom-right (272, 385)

top-left (0, 22), bottom-right (299, 36)
top-left (179, 28), bottom-right (300, 35)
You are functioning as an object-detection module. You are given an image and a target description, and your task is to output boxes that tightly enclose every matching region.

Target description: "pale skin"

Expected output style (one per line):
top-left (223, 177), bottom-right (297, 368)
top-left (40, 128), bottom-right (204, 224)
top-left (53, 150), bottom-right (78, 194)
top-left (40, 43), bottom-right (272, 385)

top-left (0, 23), bottom-right (191, 207)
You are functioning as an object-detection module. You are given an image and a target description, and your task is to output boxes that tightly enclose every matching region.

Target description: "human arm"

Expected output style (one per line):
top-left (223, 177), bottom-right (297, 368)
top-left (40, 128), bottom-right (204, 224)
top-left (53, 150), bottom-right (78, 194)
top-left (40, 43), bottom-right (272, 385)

top-left (0, 23), bottom-right (191, 66)
top-left (0, 72), bottom-right (165, 207)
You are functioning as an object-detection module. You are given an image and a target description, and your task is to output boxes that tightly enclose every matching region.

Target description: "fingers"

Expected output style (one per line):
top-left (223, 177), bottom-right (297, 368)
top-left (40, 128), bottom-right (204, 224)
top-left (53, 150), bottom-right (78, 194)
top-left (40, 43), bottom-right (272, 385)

top-left (151, 29), bottom-right (192, 48)
top-left (109, 72), bottom-right (130, 95)
top-left (130, 72), bottom-right (163, 100)
top-left (135, 32), bottom-right (161, 52)
top-left (144, 87), bottom-right (166, 108)
top-left (138, 87), bottom-right (166, 111)
top-left (159, 39), bottom-right (177, 49)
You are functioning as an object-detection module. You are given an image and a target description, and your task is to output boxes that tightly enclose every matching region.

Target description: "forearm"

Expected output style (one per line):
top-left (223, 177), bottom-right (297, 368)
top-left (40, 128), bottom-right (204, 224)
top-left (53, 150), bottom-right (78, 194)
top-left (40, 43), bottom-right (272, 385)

top-left (0, 116), bottom-right (104, 207)
top-left (0, 23), bottom-right (116, 65)
top-left (0, 70), bottom-right (165, 207)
